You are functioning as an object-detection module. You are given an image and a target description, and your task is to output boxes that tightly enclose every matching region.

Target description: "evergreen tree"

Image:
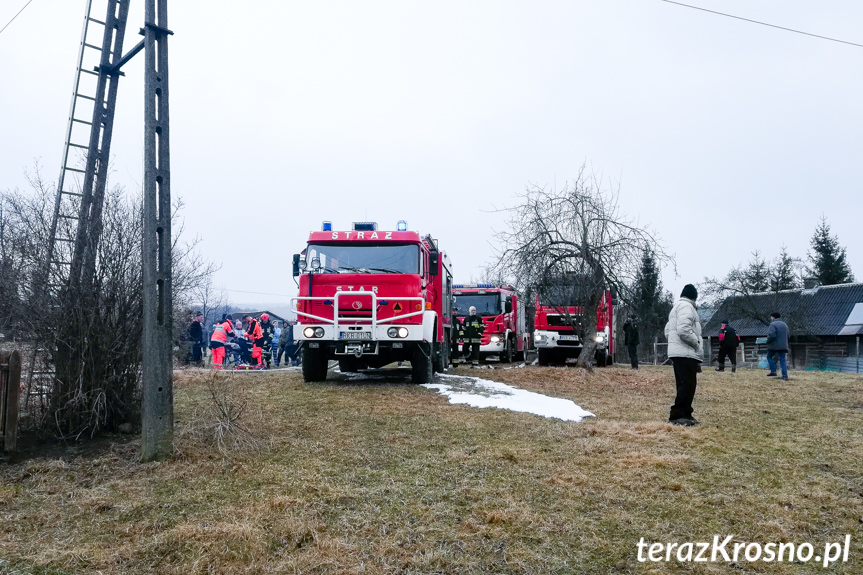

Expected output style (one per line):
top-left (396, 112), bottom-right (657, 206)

top-left (770, 246), bottom-right (800, 291)
top-left (744, 251), bottom-right (770, 292)
top-left (808, 217), bottom-right (854, 285)
top-left (631, 249), bottom-right (673, 342)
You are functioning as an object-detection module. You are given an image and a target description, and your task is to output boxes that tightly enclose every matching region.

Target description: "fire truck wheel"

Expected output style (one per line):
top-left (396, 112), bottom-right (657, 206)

top-left (302, 347), bottom-right (329, 382)
top-left (538, 348), bottom-right (551, 366)
top-left (502, 337), bottom-right (514, 363)
top-left (595, 349), bottom-right (608, 368)
top-left (412, 342), bottom-right (433, 384)
top-left (433, 340), bottom-right (449, 372)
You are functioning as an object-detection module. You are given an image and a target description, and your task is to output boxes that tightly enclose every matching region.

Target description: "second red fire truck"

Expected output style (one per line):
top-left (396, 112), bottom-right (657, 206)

top-left (453, 284), bottom-right (528, 362)
top-left (291, 221), bottom-right (455, 383)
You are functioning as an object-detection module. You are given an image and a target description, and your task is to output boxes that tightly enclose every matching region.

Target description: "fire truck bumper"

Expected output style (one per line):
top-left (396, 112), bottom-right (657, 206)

top-left (533, 330), bottom-right (582, 350)
top-left (480, 338), bottom-right (505, 354)
top-left (296, 324), bottom-right (425, 346)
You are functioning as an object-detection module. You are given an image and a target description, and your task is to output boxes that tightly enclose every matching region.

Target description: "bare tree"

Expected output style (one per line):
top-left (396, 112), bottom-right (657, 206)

top-left (490, 166), bottom-right (671, 369)
top-left (1, 168), bottom-right (219, 440)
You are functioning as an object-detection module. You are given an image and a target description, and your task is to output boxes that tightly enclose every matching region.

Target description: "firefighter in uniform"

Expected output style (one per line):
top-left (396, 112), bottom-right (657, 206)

top-left (244, 314), bottom-right (265, 369)
top-left (451, 310), bottom-right (463, 366)
top-left (462, 306), bottom-right (485, 366)
top-left (259, 313), bottom-right (276, 367)
top-left (716, 319), bottom-right (741, 373)
top-left (209, 314), bottom-right (235, 369)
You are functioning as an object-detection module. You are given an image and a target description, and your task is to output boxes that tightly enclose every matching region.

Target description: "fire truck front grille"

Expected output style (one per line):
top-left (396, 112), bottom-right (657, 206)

top-left (546, 315), bottom-right (579, 328)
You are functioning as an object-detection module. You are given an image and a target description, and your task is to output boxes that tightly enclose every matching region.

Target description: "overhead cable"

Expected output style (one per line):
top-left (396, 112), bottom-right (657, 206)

top-left (658, 0), bottom-right (863, 49)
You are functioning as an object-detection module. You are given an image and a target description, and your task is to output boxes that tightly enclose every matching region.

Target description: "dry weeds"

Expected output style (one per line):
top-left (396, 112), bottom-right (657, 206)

top-left (0, 365), bottom-right (861, 574)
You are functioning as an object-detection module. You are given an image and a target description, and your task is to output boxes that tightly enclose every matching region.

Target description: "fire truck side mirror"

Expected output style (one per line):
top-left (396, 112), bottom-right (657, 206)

top-left (292, 254), bottom-right (300, 277)
top-left (505, 300), bottom-right (513, 314)
top-left (429, 252), bottom-right (439, 276)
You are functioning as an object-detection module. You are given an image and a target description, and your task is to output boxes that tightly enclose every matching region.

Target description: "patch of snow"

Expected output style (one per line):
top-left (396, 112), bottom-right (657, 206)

top-left (423, 374), bottom-right (594, 422)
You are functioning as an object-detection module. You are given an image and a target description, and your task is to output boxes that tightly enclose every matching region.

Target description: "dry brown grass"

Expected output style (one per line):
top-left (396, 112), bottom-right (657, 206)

top-left (0, 365), bottom-right (861, 574)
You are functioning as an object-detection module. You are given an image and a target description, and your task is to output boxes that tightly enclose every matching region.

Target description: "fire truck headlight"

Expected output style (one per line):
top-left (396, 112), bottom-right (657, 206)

top-left (397, 327), bottom-right (409, 338)
top-left (387, 327), bottom-right (398, 338)
top-left (594, 334), bottom-right (605, 343)
top-left (303, 327), bottom-right (316, 338)
top-left (314, 327), bottom-right (325, 338)
top-left (534, 334), bottom-right (544, 343)
top-left (490, 335), bottom-right (501, 343)
top-left (298, 260), bottom-right (307, 271)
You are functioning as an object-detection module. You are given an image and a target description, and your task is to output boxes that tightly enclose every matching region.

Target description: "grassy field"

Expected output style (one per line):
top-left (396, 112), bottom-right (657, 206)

top-left (0, 364), bottom-right (861, 574)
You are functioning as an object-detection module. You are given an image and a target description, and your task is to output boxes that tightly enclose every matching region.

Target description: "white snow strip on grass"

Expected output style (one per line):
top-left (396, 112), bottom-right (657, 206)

top-left (423, 374), bottom-right (594, 422)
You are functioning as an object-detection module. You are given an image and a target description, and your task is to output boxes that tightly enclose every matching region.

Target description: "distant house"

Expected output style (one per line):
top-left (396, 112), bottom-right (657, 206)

top-left (702, 283), bottom-right (863, 371)
top-left (231, 310), bottom-right (288, 324)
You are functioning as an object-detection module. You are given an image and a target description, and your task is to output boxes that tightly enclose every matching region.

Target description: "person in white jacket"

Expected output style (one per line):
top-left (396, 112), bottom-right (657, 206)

top-left (664, 284), bottom-right (703, 426)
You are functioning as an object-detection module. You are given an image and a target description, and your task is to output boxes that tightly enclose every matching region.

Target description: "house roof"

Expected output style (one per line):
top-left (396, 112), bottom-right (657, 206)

top-left (232, 310), bottom-right (288, 324)
top-left (702, 283), bottom-right (863, 337)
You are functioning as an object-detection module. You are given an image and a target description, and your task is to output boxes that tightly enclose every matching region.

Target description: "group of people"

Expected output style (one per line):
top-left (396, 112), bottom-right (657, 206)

top-left (664, 284), bottom-right (791, 427)
top-left (184, 312), bottom-right (299, 370)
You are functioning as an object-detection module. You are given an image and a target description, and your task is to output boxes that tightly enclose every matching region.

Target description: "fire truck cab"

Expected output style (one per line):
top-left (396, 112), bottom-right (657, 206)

top-left (291, 221), bottom-right (454, 383)
top-left (452, 284), bottom-right (528, 362)
top-left (533, 288), bottom-right (615, 367)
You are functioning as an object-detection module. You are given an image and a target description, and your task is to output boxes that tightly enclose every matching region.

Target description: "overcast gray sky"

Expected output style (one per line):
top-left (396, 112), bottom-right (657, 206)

top-left (2, 0), bottom-right (861, 309)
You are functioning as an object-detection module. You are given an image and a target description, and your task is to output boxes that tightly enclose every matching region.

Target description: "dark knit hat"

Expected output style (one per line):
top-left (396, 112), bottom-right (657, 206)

top-left (681, 284), bottom-right (698, 300)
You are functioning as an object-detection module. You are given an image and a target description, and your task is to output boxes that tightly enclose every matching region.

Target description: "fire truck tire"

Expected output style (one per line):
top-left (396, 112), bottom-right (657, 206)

top-left (433, 339), bottom-right (449, 372)
top-left (412, 342), bottom-right (433, 384)
top-left (302, 347), bottom-right (329, 382)
top-left (502, 337), bottom-right (514, 363)
top-left (595, 349), bottom-right (608, 367)
top-left (538, 348), bottom-right (552, 366)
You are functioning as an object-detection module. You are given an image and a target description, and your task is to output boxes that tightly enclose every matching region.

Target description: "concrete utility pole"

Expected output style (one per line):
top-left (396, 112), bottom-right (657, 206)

top-left (141, 0), bottom-right (173, 461)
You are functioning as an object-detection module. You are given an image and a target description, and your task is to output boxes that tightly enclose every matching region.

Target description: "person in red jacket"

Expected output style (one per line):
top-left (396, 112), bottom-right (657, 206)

top-left (244, 314), bottom-right (265, 368)
top-left (715, 319), bottom-right (741, 373)
top-left (209, 314), bottom-right (235, 369)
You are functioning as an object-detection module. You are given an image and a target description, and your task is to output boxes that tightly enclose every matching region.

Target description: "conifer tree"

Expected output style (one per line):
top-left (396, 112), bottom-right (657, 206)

top-left (744, 251), bottom-right (770, 292)
top-left (770, 246), bottom-right (800, 291)
top-left (808, 218), bottom-right (854, 285)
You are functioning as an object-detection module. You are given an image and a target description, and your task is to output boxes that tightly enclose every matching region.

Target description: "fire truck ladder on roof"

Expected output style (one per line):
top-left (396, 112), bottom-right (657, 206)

top-left (45, 0), bottom-right (140, 294)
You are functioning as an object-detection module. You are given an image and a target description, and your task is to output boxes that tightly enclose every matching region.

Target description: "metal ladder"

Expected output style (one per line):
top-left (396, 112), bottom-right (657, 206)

top-left (45, 0), bottom-right (135, 294)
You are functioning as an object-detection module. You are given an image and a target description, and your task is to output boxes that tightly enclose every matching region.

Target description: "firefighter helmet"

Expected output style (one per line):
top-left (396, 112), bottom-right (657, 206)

top-left (261, 313), bottom-right (270, 321)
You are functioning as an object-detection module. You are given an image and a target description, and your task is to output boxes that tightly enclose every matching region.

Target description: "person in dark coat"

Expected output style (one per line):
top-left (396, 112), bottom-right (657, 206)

top-left (188, 311), bottom-right (205, 366)
top-left (451, 311), bottom-right (463, 366)
top-left (766, 312), bottom-right (790, 380)
top-left (462, 306), bottom-right (485, 366)
top-left (715, 319), bottom-right (740, 373)
top-left (623, 315), bottom-right (640, 370)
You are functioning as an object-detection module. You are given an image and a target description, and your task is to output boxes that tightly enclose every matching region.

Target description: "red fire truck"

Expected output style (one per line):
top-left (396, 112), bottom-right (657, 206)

top-left (452, 284), bottom-right (528, 362)
top-left (291, 221), bottom-right (454, 383)
top-left (533, 288), bottom-right (615, 366)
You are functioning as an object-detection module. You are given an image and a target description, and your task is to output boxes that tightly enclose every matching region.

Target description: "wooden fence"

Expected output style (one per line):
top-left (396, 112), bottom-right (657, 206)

top-left (1, 350), bottom-right (21, 452)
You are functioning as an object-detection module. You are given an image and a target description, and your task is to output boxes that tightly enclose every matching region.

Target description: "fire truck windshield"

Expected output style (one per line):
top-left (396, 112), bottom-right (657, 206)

top-left (305, 243), bottom-right (420, 274)
top-left (453, 294), bottom-right (500, 317)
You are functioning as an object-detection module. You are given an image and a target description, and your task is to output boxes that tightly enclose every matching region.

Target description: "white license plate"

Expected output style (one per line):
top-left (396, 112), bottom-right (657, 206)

top-left (558, 335), bottom-right (578, 341)
top-left (341, 331), bottom-right (371, 340)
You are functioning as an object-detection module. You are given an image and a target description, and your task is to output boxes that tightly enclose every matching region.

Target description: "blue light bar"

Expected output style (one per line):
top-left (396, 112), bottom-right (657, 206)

top-left (397, 220), bottom-right (407, 231)
top-left (322, 221), bottom-right (332, 231)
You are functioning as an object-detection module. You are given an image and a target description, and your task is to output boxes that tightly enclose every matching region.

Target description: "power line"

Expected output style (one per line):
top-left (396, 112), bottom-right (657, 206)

top-left (0, 0), bottom-right (34, 37)
top-left (658, 0), bottom-right (863, 49)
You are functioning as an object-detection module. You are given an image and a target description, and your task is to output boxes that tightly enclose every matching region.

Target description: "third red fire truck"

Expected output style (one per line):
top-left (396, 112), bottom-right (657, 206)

top-left (533, 288), bottom-right (616, 366)
top-left (453, 284), bottom-right (528, 362)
